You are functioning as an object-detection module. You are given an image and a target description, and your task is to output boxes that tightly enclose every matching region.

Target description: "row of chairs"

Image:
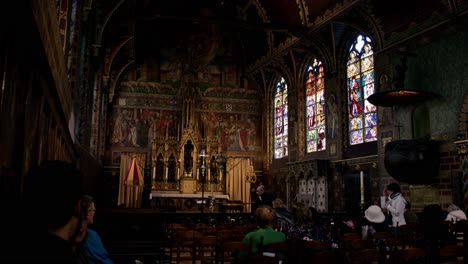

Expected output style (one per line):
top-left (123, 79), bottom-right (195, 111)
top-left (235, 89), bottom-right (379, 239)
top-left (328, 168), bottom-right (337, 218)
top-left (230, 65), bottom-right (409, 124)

top-left (340, 229), bottom-right (467, 264)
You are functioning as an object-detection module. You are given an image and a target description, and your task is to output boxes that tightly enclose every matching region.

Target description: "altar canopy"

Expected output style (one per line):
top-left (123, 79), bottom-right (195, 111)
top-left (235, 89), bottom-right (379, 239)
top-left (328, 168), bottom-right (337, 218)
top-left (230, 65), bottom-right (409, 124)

top-left (226, 157), bottom-right (253, 212)
top-left (118, 153), bottom-right (146, 208)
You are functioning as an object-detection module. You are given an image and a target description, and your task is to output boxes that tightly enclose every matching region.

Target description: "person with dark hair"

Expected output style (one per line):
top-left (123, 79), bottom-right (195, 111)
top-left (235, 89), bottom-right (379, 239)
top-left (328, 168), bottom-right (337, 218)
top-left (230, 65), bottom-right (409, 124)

top-left (2, 160), bottom-right (86, 263)
top-left (383, 182), bottom-right (406, 227)
top-left (242, 205), bottom-right (286, 255)
top-left (417, 204), bottom-right (452, 261)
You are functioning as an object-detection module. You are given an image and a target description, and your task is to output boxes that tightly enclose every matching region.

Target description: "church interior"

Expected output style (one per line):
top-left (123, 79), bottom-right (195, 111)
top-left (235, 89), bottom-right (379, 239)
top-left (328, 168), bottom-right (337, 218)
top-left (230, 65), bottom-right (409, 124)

top-left (0, 0), bottom-right (467, 262)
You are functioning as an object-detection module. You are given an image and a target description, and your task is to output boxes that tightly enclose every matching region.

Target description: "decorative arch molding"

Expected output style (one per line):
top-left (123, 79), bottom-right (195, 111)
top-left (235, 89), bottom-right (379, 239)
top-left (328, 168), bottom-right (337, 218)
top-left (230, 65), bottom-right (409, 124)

top-left (104, 36), bottom-right (134, 76)
top-left (109, 60), bottom-right (135, 103)
top-left (352, 5), bottom-right (385, 51)
top-left (296, 50), bottom-right (333, 87)
top-left (251, 0), bottom-right (274, 51)
top-left (94, 0), bottom-right (128, 53)
top-left (296, 0), bottom-right (309, 26)
top-left (268, 62), bottom-right (295, 90)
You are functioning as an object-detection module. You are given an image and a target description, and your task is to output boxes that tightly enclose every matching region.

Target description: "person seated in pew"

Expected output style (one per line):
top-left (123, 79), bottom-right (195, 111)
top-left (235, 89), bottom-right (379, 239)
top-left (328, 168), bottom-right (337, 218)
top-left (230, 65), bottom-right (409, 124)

top-left (1, 160), bottom-right (86, 263)
top-left (241, 205), bottom-right (286, 256)
top-left (404, 201), bottom-right (419, 225)
top-left (445, 204), bottom-right (467, 223)
top-left (363, 205), bottom-right (389, 235)
top-left (287, 204), bottom-right (331, 243)
top-left (272, 198), bottom-right (293, 227)
top-left (362, 205), bottom-right (391, 248)
top-left (75, 195), bottom-right (114, 264)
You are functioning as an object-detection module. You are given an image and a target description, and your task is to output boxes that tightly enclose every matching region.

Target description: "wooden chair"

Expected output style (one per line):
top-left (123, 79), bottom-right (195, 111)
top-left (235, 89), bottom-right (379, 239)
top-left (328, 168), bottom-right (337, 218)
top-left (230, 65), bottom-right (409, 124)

top-left (439, 244), bottom-right (465, 264)
top-left (345, 239), bottom-right (375, 263)
top-left (163, 225), bottom-right (188, 262)
top-left (196, 235), bottom-right (218, 264)
top-left (176, 229), bottom-right (202, 264)
top-left (342, 232), bottom-right (362, 241)
top-left (218, 241), bottom-right (250, 264)
top-left (309, 251), bottom-right (345, 264)
top-left (299, 240), bottom-right (328, 264)
top-left (450, 220), bottom-right (468, 246)
top-left (391, 247), bottom-right (427, 264)
top-left (355, 248), bottom-right (385, 264)
top-left (301, 239), bottom-right (327, 251)
top-left (260, 241), bottom-right (289, 262)
top-left (218, 229), bottom-right (234, 243)
top-left (243, 253), bottom-right (287, 264)
top-left (369, 231), bottom-right (393, 240)
top-left (394, 224), bottom-right (419, 248)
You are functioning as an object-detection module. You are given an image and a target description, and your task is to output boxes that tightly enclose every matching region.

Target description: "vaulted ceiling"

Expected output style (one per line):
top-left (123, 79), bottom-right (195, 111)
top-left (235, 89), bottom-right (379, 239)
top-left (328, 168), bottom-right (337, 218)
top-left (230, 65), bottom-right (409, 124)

top-left (93, 0), bottom-right (466, 83)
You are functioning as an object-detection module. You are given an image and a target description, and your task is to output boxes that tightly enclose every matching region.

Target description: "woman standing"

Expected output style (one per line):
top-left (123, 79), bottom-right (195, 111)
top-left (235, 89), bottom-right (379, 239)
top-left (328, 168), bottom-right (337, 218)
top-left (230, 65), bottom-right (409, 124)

top-left (384, 183), bottom-right (406, 227)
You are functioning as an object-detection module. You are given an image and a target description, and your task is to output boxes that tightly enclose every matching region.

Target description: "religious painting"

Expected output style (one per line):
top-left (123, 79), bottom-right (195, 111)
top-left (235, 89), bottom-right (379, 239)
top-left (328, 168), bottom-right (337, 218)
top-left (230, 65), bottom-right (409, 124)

top-left (109, 107), bottom-right (181, 148)
top-left (198, 112), bottom-right (261, 152)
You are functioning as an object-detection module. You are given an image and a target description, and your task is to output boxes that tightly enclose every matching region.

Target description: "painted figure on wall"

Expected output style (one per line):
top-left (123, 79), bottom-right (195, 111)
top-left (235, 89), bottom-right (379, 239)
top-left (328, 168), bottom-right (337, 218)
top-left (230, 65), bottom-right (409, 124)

top-left (111, 108), bottom-right (180, 148)
top-left (327, 93), bottom-right (338, 139)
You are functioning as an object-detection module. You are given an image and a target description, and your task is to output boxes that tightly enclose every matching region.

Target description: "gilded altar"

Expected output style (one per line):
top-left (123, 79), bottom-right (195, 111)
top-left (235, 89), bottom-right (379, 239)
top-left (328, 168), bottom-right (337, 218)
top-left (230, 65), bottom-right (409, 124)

top-left (180, 177), bottom-right (197, 194)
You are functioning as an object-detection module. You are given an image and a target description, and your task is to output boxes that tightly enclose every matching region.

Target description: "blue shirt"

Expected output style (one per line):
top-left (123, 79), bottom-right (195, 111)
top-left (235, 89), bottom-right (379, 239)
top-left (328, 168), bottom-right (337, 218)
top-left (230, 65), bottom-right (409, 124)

top-left (83, 228), bottom-right (114, 264)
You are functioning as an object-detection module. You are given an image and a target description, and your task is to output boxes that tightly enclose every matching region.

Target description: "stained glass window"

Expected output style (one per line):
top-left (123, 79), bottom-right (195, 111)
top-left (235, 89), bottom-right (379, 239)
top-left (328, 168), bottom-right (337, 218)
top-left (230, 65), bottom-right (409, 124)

top-left (306, 59), bottom-right (326, 153)
top-left (274, 77), bottom-right (288, 159)
top-left (347, 35), bottom-right (377, 145)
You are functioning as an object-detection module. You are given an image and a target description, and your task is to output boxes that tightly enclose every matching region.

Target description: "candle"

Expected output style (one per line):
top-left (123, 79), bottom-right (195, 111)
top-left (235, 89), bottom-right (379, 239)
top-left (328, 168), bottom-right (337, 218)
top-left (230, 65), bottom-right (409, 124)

top-left (360, 171), bottom-right (364, 204)
top-left (152, 166), bottom-right (156, 181)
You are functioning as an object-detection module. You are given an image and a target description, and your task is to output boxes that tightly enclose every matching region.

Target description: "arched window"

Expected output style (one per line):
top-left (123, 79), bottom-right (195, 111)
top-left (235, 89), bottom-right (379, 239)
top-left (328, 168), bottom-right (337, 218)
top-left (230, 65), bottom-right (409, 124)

top-left (274, 77), bottom-right (288, 159)
top-left (306, 59), bottom-right (326, 152)
top-left (347, 35), bottom-right (377, 145)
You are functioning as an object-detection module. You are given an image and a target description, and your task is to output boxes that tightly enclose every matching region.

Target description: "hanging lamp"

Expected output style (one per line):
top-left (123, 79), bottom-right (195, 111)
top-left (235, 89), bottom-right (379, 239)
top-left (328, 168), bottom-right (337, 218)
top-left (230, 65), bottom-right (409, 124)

top-left (367, 53), bottom-right (436, 107)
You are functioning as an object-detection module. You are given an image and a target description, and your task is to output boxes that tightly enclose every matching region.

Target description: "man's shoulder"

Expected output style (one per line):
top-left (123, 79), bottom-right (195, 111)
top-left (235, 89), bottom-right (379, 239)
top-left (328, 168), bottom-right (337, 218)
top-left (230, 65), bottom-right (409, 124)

top-left (87, 228), bottom-right (98, 236)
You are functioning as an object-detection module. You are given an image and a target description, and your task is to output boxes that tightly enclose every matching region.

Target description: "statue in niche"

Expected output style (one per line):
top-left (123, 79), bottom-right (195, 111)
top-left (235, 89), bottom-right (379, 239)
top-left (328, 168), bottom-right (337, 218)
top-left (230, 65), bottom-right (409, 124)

top-left (184, 140), bottom-right (194, 174)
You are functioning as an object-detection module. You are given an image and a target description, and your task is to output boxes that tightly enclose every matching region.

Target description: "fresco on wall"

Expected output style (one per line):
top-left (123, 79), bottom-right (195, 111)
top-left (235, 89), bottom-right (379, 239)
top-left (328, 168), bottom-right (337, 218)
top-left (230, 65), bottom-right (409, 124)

top-left (120, 80), bottom-right (180, 95)
top-left (110, 108), bottom-right (181, 148)
top-left (198, 112), bottom-right (261, 152)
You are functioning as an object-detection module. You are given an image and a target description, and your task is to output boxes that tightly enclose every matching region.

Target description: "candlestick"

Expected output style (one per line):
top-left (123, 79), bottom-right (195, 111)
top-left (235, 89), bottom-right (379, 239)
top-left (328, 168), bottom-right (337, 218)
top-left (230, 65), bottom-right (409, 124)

top-left (360, 171), bottom-right (364, 204)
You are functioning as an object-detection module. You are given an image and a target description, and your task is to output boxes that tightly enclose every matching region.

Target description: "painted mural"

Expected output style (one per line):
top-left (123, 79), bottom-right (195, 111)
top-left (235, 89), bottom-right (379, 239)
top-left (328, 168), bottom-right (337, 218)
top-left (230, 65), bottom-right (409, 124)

top-left (198, 112), bottom-right (261, 152)
top-left (110, 108), bottom-right (181, 148)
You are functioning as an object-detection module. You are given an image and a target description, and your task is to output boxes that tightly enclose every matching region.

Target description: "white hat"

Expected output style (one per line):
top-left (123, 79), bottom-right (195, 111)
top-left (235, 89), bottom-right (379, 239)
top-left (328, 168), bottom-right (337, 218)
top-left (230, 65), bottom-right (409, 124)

top-left (365, 205), bottom-right (385, 223)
